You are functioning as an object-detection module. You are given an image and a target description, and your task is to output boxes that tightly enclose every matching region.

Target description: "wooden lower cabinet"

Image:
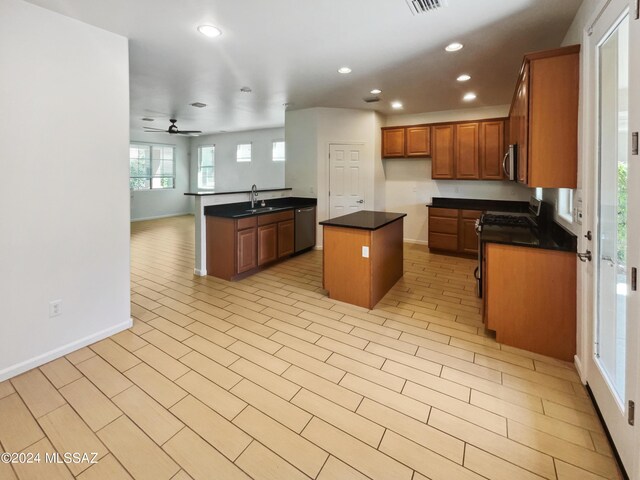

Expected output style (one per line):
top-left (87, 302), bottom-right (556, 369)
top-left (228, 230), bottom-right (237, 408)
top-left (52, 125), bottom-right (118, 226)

top-left (484, 243), bottom-right (576, 361)
top-left (278, 220), bottom-right (295, 258)
top-left (257, 224), bottom-right (277, 266)
top-left (237, 228), bottom-right (257, 273)
top-left (460, 210), bottom-right (482, 254)
top-left (206, 209), bottom-right (295, 280)
top-left (428, 207), bottom-right (481, 255)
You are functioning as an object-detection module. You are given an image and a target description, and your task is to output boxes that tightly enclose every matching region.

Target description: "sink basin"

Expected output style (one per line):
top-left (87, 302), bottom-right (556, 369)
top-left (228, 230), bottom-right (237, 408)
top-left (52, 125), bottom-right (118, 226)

top-left (245, 206), bottom-right (278, 214)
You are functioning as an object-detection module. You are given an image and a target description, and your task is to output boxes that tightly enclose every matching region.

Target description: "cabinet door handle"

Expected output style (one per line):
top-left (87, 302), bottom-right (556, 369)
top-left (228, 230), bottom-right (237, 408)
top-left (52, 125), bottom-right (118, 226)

top-left (357, 200), bottom-right (364, 204)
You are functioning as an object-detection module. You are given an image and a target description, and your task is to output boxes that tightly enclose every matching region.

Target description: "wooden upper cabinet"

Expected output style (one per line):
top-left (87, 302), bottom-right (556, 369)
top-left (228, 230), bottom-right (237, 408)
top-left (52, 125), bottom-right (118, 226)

top-left (455, 123), bottom-right (479, 179)
top-left (431, 125), bottom-right (455, 179)
top-left (406, 126), bottom-right (431, 157)
top-left (479, 120), bottom-right (505, 180)
top-left (509, 45), bottom-right (579, 188)
top-left (382, 128), bottom-right (405, 158)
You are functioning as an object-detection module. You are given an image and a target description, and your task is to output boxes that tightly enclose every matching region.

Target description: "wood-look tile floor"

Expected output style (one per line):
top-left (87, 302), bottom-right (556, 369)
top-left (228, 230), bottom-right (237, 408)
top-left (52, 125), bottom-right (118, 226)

top-left (0, 215), bottom-right (623, 480)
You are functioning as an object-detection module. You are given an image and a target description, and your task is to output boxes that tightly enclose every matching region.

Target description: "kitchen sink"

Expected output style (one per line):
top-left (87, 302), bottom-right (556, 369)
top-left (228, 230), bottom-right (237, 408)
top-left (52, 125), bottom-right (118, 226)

top-left (245, 206), bottom-right (278, 214)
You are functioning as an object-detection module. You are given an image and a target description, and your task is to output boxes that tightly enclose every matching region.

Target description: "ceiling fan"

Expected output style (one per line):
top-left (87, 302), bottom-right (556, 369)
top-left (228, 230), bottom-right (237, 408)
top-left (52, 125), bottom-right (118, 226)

top-left (144, 119), bottom-right (202, 136)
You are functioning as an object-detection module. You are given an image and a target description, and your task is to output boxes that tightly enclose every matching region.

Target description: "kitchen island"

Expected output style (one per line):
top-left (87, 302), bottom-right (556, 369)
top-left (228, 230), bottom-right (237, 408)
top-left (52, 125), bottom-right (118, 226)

top-left (320, 211), bottom-right (406, 309)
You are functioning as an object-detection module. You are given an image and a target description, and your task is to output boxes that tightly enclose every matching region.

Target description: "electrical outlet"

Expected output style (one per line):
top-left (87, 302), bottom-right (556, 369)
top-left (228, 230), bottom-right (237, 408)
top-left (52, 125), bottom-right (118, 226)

top-left (362, 246), bottom-right (369, 258)
top-left (49, 299), bottom-right (62, 318)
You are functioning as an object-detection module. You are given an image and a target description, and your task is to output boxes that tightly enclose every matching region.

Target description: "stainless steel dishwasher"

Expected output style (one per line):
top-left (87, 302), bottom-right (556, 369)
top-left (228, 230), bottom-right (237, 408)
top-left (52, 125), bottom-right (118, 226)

top-left (294, 206), bottom-right (316, 253)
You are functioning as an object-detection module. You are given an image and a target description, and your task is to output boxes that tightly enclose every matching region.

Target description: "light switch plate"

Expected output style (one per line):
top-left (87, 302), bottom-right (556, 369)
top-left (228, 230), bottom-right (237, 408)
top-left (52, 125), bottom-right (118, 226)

top-left (362, 246), bottom-right (369, 258)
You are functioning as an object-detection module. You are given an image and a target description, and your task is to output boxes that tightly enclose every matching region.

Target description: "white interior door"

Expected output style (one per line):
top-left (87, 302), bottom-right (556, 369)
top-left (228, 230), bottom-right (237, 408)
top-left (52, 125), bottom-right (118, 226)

top-left (329, 144), bottom-right (365, 218)
top-left (585, 1), bottom-right (639, 477)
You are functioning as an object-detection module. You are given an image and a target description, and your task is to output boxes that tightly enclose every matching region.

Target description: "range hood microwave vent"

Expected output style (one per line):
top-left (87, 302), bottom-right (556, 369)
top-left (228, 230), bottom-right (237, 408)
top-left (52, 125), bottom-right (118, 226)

top-left (405, 0), bottom-right (448, 15)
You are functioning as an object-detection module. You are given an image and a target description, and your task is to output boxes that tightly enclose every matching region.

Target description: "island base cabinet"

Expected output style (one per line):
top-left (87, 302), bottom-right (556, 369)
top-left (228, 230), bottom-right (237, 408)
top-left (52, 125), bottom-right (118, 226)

top-left (323, 219), bottom-right (403, 309)
top-left (484, 243), bottom-right (576, 361)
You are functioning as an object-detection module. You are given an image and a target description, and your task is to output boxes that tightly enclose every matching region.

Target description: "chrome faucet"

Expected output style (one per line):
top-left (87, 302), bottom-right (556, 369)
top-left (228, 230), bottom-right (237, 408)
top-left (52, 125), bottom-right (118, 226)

top-left (251, 184), bottom-right (258, 208)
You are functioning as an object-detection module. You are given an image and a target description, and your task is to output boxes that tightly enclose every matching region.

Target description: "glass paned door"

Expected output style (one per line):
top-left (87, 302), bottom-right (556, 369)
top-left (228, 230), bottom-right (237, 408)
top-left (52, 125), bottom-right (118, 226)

top-left (596, 14), bottom-right (629, 404)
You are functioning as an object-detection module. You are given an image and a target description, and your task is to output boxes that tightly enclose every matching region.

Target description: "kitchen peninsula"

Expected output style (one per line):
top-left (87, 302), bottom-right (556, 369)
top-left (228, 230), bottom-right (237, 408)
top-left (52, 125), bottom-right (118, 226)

top-left (320, 211), bottom-right (406, 309)
top-left (184, 187), bottom-right (294, 276)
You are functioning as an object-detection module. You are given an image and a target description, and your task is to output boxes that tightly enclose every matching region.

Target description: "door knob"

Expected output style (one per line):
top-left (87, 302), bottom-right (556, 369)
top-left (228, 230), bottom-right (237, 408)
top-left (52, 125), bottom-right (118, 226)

top-left (577, 250), bottom-right (592, 262)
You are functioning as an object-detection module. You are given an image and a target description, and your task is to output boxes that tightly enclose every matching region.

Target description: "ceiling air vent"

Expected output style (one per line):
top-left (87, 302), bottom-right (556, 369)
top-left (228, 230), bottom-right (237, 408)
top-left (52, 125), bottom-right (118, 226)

top-left (405, 0), bottom-right (448, 15)
top-left (363, 97), bottom-right (381, 103)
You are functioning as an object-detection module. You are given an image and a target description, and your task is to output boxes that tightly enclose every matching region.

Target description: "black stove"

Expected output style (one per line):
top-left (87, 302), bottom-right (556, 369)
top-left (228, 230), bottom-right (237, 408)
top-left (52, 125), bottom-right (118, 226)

top-left (480, 213), bottom-right (534, 228)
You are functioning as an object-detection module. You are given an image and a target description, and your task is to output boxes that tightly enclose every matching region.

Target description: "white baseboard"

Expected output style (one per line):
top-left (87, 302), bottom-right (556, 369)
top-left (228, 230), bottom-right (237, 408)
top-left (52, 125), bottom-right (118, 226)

top-left (404, 238), bottom-right (428, 245)
top-left (0, 318), bottom-right (132, 382)
top-left (194, 268), bottom-right (207, 276)
top-left (131, 212), bottom-right (194, 222)
top-left (574, 355), bottom-right (586, 383)
top-left (314, 245), bottom-right (323, 250)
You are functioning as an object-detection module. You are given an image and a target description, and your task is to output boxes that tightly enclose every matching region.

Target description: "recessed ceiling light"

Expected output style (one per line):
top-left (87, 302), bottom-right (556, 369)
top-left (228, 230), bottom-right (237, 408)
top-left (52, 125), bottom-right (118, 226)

top-left (190, 102), bottom-right (207, 108)
top-left (370, 89), bottom-right (382, 95)
top-left (463, 92), bottom-right (477, 101)
top-left (456, 74), bottom-right (471, 82)
top-left (445, 42), bottom-right (463, 52)
top-left (240, 86), bottom-right (252, 93)
top-left (338, 67), bottom-right (352, 74)
top-left (197, 24), bottom-right (222, 38)
top-left (391, 101), bottom-right (403, 109)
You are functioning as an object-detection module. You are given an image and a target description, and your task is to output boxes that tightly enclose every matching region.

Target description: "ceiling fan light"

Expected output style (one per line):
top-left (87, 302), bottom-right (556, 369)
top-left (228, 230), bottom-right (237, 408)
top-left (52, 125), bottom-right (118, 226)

top-left (197, 24), bottom-right (222, 38)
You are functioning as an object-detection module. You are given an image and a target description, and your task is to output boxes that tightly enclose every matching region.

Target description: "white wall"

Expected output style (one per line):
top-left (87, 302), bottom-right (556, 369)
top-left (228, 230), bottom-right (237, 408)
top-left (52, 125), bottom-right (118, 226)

top-left (385, 106), bottom-right (532, 243)
top-left (0, 0), bottom-right (130, 380)
top-left (190, 127), bottom-right (285, 193)
top-left (130, 131), bottom-right (193, 221)
top-left (285, 109), bottom-right (318, 198)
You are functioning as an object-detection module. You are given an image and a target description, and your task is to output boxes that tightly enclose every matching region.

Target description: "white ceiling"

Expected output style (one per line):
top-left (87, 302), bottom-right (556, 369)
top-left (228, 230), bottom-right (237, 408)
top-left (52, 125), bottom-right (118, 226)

top-left (26, 0), bottom-right (582, 135)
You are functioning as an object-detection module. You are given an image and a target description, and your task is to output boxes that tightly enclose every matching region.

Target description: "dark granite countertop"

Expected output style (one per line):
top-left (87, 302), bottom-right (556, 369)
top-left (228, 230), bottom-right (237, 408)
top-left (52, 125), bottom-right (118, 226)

top-left (204, 197), bottom-right (316, 218)
top-left (319, 210), bottom-right (407, 231)
top-left (185, 187), bottom-right (292, 197)
top-left (480, 220), bottom-right (577, 253)
top-left (427, 197), bottom-right (529, 212)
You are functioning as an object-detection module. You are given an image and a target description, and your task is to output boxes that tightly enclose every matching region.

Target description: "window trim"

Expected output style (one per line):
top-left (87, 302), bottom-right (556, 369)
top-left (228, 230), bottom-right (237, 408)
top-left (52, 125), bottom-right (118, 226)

top-left (129, 142), bottom-right (176, 191)
top-left (197, 144), bottom-right (216, 190)
top-left (557, 188), bottom-right (573, 223)
top-left (236, 142), bottom-right (252, 163)
top-left (272, 139), bottom-right (285, 162)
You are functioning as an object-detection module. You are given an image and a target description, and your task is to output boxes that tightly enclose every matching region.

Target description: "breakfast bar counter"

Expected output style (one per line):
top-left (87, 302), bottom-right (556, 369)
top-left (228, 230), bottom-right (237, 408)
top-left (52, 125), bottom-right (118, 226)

top-left (320, 210), bottom-right (406, 309)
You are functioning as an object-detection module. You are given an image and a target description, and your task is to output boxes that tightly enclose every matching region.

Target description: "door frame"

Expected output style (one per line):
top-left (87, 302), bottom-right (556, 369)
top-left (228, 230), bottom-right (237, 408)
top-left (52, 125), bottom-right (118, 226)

top-left (580, 1), bottom-right (639, 478)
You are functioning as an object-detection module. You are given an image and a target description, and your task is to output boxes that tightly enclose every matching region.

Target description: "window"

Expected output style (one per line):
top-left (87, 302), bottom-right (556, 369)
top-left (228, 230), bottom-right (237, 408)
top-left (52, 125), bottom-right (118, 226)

top-left (198, 145), bottom-right (215, 189)
top-left (272, 140), bottom-right (285, 162)
top-left (558, 188), bottom-right (573, 222)
top-left (236, 143), bottom-right (252, 162)
top-left (129, 143), bottom-right (175, 190)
